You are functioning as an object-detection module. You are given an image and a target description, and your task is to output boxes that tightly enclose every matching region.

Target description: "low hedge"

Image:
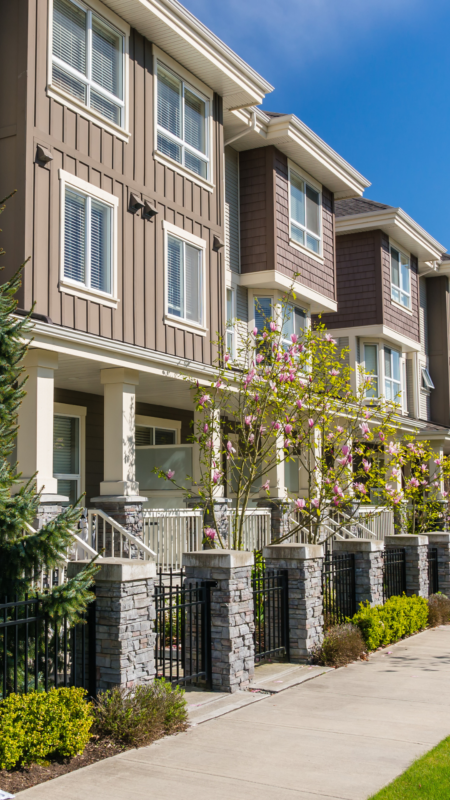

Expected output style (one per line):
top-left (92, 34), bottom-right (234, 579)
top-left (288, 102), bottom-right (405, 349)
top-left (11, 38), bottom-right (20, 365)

top-left (0, 687), bottom-right (94, 770)
top-left (352, 594), bottom-right (429, 650)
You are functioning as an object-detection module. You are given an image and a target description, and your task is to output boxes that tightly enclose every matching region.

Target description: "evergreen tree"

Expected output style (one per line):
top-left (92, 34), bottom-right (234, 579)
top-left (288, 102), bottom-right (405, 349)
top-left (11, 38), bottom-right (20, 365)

top-left (0, 194), bottom-right (97, 620)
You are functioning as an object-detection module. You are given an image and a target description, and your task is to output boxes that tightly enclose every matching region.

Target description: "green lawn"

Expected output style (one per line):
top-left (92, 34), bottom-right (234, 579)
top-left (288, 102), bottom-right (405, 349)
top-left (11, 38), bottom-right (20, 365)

top-left (370, 736), bottom-right (450, 799)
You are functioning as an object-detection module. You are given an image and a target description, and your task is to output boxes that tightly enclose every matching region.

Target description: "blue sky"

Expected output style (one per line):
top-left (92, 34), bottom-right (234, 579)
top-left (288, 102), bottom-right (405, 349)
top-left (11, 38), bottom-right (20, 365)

top-left (182, 0), bottom-right (450, 249)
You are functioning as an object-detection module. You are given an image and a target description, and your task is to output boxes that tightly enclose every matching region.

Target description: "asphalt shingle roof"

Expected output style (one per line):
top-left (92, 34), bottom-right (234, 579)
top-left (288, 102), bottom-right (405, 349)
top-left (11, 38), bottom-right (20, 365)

top-left (335, 198), bottom-right (394, 218)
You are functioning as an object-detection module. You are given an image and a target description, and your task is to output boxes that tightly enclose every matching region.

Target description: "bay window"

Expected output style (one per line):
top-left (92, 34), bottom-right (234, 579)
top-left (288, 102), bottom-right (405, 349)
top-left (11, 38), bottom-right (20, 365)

top-left (390, 245), bottom-right (411, 309)
top-left (289, 167), bottom-right (322, 255)
top-left (384, 347), bottom-right (401, 402)
top-left (51, 0), bottom-right (126, 129)
top-left (254, 297), bottom-right (273, 333)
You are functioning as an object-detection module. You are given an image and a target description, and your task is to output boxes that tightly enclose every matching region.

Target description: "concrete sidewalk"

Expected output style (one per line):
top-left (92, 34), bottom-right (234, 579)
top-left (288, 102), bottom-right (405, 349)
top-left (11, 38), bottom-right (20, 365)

top-left (16, 627), bottom-right (450, 800)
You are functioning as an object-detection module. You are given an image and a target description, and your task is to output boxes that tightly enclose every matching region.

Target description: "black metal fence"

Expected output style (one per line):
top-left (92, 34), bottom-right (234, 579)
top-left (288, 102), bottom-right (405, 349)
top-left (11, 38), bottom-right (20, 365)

top-left (0, 594), bottom-right (96, 700)
top-left (322, 552), bottom-right (356, 627)
top-left (383, 548), bottom-right (406, 601)
top-left (428, 548), bottom-right (439, 595)
top-left (252, 563), bottom-right (289, 664)
top-left (154, 568), bottom-right (214, 688)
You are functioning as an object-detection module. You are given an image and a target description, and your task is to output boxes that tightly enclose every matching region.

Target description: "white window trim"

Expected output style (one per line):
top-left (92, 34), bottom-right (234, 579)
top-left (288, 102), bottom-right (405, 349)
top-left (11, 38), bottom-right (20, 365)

top-left (136, 415), bottom-right (181, 444)
top-left (162, 219), bottom-right (207, 336)
top-left (226, 286), bottom-right (236, 360)
top-left (153, 45), bottom-right (214, 193)
top-left (362, 341), bottom-right (379, 399)
top-left (59, 169), bottom-right (119, 308)
top-left (288, 159), bottom-right (323, 263)
top-left (383, 345), bottom-right (402, 405)
top-left (54, 402), bottom-right (86, 499)
top-left (389, 240), bottom-right (411, 311)
top-left (47, 0), bottom-right (130, 141)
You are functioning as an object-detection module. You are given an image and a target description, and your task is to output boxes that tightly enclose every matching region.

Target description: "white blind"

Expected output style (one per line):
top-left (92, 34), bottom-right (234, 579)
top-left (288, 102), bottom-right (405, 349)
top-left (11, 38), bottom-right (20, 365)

top-left (90, 200), bottom-right (110, 293)
top-left (92, 17), bottom-right (121, 97)
top-left (167, 235), bottom-right (183, 317)
top-left (225, 147), bottom-right (240, 274)
top-left (157, 67), bottom-right (181, 138)
top-left (185, 243), bottom-right (201, 323)
top-left (184, 89), bottom-right (205, 153)
top-left (53, 0), bottom-right (86, 74)
top-left (254, 297), bottom-right (272, 331)
top-left (64, 190), bottom-right (86, 284)
top-left (53, 415), bottom-right (79, 474)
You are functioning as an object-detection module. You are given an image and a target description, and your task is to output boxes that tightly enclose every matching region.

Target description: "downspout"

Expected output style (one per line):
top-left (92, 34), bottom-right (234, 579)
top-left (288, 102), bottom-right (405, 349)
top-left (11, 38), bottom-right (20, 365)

top-left (224, 110), bottom-right (257, 148)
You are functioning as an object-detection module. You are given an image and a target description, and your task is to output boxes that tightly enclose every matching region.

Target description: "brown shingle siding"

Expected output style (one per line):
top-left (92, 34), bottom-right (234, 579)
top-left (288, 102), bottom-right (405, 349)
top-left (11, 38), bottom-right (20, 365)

top-left (321, 231), bottom-right (380, 329)
top-left (381, 234), bottom-right (419, 341)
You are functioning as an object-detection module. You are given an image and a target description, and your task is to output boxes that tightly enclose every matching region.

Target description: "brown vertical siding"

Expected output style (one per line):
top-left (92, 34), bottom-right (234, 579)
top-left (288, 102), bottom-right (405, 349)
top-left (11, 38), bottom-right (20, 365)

top-left (321, 231), bottom-right (382, 329)
top-left (239, 148), bottom-right (272, 273)
top-left (381, 234), bottom-right (419, 341)
top-left (3, 1), bottom-right (225, 366)
top-left (427, 276), bottom-right (450, 427)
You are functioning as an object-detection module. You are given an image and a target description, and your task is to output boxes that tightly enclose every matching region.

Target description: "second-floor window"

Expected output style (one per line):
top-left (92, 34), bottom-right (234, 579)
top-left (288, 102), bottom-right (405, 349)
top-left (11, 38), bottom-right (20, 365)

top-left (289, 168), bottom-right (322, 255)
top-left (226, 288), bottom-right (235, 358)
top-left (63, 186), bottom-right (113, 295)
top-left (390, 245), bottom-right (411, 309)
top-left (52, 0), bottom-right (125, 128)
top-left (156, 62), bottom-right (209, 180)
top-left (166, 233), bottom-right (204, 327)
top-left (364, 344), bottom-right (379, 398)
top-left (384, 347), bottom-right (401, 403)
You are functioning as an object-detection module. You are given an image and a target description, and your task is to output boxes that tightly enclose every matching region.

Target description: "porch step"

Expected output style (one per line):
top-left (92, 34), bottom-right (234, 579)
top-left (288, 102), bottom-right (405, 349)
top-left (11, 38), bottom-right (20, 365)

top-left (250, 661), bottom-right (332, 693)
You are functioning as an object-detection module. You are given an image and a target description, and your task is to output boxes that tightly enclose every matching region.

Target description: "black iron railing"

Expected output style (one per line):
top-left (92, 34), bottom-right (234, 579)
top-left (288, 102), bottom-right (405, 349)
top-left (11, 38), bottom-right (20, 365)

top-left (428, 548), bottom-right (439, 595)
top-left (322, 552), bottom-right (356, 627)
top-left (383, 548), bottom-right (406, 600)
top-left (252, 563), bottom-right (289, 664)
top-left (0, 594), bottom-right (96, 700)
top-left (154, 569), bottom-right (214, 688)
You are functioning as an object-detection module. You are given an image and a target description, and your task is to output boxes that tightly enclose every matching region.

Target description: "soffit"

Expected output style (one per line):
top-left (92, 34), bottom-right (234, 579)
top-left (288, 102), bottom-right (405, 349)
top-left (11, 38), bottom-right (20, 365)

top-left (102, 0), bottom-right (273, 109)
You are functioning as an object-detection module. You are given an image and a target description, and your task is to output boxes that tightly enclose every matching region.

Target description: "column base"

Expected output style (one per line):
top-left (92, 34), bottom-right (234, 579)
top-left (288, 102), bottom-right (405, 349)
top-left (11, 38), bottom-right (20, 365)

top-left (91, 495), bottom-right (147, 537)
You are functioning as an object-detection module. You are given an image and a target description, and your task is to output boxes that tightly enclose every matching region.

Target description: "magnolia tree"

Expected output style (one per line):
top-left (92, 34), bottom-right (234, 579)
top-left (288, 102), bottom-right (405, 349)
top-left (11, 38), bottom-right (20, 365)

top-left (156, 290), bottom-right (412, 548)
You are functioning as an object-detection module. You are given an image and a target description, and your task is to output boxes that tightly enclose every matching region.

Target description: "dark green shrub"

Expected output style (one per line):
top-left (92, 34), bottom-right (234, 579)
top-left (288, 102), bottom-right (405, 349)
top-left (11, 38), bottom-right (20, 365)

top-left (0, 687), bottom-right (94, 770)
top-left (428, 593), bottom-right (450, 627)
top-left (93, 679), bottom-right (188, 747)
top-left (352, 594), bottom-right (429, 650)
top-left (315, 623), bottom-right (366, 667)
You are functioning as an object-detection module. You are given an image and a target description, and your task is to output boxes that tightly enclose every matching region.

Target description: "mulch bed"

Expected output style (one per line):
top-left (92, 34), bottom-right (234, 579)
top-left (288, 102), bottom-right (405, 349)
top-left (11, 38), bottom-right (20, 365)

top-left (0, 738), bottom-right (130, 795)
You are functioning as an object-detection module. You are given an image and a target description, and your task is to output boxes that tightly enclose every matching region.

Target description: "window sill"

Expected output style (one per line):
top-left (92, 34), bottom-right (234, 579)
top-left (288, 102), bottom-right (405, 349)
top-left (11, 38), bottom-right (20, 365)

top-left (390, 297), bottom-right (412, 315)
top-left (59, 279), bottom-right (119, 309)
top-left (47, 84), bottom-right (130, 143)
top-left (164, 313), bottom-right (207, 337)
top-left (288, 237), bottom-right (324, 265)
top-left (154, 151), bottom-right (214, 193)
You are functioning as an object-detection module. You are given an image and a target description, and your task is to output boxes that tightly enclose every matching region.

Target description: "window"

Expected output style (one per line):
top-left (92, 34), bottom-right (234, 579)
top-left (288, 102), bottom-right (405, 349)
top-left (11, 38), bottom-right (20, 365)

top-left (384, 347), bottom-right (401, 402)
top-left (53, 415), bottom-right (80, 505)
top-left (364, 344), bottom-right (379, 398)
top-left (62, 178), bottom-right (116, 298)
top-left (390, 246), bottom-right (411, 309)
top-left (254, 297), bottom-right (273, 332)
top-left (166, 234), bottom-right (203, 327)
top-left (136, 426), bottom-right (177, 446)
top-left (282, 304), bottom-right (307, 349)
top-left (156, 62), bottom-right (209, 180)
top-left (422, 367), bottom-right (435, 390)
top-left (51, 0), bottom-right (125, 128)
top-left (289, 167), bottom-right (321, 255)
top-left (226, 288), bottom-right (235, 358)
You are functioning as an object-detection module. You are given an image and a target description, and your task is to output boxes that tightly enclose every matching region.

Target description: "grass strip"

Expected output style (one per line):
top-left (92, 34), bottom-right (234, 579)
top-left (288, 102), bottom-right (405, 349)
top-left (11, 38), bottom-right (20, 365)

top-left (369, 736), bottom-right (450, 799)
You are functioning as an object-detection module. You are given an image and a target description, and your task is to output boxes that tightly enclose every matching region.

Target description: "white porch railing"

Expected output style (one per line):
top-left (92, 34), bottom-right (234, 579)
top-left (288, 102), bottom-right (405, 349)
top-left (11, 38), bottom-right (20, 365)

top-left (143, 509), bottom-right (203, 571)
top-left (228, 508), bottom-right (272, 551)
top-left (87, 509), bottom-right (155, 561)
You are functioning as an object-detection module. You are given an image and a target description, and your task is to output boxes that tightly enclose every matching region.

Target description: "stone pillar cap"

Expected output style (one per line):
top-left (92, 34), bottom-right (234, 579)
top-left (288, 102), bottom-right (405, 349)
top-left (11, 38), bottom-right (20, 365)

top-left (182, 550), bottom-right (254, 569)
top-left (68, 557), bottom-right (156, 582)
top-left (263, 543), bottom-right (323, 560)
top-left (385, 534), bottom-right (429, 546)
top-left (333, 538), bottom-right (384, 553)
top-left (426, 532), bottom-right (450, 543)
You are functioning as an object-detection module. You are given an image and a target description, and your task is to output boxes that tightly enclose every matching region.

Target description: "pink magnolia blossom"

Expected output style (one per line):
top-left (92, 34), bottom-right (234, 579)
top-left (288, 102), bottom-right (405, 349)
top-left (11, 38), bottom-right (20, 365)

top-left (360, 422), bottom-right (370, 436)
top-left (420, 464), bottom-right (427, 473)
top-left (308, 418), bottom-right (314, 428)
top-left (249, 433), bottom-right (255, 444)
top-left (337, 457), bottom-right (348, 467)
top-left (442, 491), bottom-right (448, 498)
top-left (341, 444), bottom-right (350, 456)
top-left (270, 321), bottom-right (277, 332)
top-left (212, 470), bottom-right (221, 484)
top-left (295, 498), bottom-right (306, 510)
top-left (224, 353), bottom-right (230, 363)
top-left (253, 327), bottom-right (258, 336)
top-left (245, 415), bottom-right (254, 426)
top-left (330, 369), bottom-right (340, 377)
top-left (262, 480), bottom-right (270, 491)
top-left (325, 333), bottom-right (337, 344)
top-left (226, 440), bottom-right (236, 454)
top-left (387, 442), bottom-right (400, 456)
top-left (256, 354), bottom-right (264, 364)
top-left (378, 432), bottom-right (385, 441)
top-left (166, 470), bottom-right (175, 480)
top-left (215, 379), bottom-right (223, 389)
top-left (296, 399), bottom-right (303, 409)
top-left (311, 498), bottom-right (320, 509)
top-left (327, 432), bottom-right (334, 441)
top-left (285, 424), bottom-right (293, 435)
top-left (262, 331), bottom-right (268, 340)
top-left (260, 425), bottom-right (266, 434)
top-left (291, 333), bottom-right (299, 344)
top-left (204, 528), bottom-right (216, 540)
top-left (435, 458), bottom-right (442, 466)
top-left (363, 409), bottom-right (371, 419)
top-left (362, 459), bottom-right (371, 473)
top-left (206, 439), bottom-right (213, 449)
top-left (421, 479), bottom-right (428, 486)
top-left (272, 421), bottom-right (281, 431)
top-left (409, 477), bottom-right (420, 488)
top-left (289, 372), bottom-right (296, 382)
top-left (333, 485), bottom-right (344, 497)
top-left (203, 423), bottom-right (209, 433)
top-left (284, 439), bottom-right (290, 448)
top-left (336, 426), bottom-right (344, 434)
top-left (199, 394), bottom-right (211, 407)
top-left (333, 497), bottom-right (341, 507)
top-left (353, 482), bottom-right (367, 494)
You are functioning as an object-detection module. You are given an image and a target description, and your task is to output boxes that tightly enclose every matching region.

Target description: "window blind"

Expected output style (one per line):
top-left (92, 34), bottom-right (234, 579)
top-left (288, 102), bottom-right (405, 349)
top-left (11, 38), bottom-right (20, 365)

top-left (53, 0), bottom-right (86, 74)
top-left (53, 415), bottom-right (79, 474)
top-left (167, 235), bottom-right (183, 317)
top-left (184, 89), bottom-right (205, 154)
top-left (64, 190), bottom-right (86, 284)
top-left (90, 200), bottom-right (109, 293)
top-left (92, 17), bottom-right (121, 98)
top-left (157, 67), bottom-right (181, 138)
top-left (136, 426), bottom-right (153, 446)
top-left (254, 297), bottom-right (272, 331)
top-left (185, 243), bottom-right (201, 323)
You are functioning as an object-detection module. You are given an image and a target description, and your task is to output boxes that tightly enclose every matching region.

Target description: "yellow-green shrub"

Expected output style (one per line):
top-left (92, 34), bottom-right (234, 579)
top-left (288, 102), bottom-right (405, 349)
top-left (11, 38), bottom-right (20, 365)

top-left (0, 687), bottom-right (94, 769)
top-left (351, 594), bottom-right (429, 651)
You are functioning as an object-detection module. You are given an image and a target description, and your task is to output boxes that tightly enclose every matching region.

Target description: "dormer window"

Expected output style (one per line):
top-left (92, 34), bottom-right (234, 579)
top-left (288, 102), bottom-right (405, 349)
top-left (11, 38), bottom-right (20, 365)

top-left (390, 245), bottom-right (411, 309)
top-left (289, 166), bottom-right (322, 256)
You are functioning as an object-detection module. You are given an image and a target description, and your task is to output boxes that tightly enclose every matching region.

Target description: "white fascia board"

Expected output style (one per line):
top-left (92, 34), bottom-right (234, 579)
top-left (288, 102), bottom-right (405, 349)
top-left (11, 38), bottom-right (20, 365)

top-left (336, 208), bottom-right (446, 264)
top-left (238, 270), bottom-right (338, 313)
top-left (102, 0), bottom-right (273, 108)
top-left (324, 324), bottom-right (421, 353)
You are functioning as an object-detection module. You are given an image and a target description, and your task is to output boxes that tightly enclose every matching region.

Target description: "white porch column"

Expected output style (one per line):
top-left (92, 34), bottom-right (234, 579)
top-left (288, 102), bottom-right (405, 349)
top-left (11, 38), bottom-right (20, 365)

top-left (100, 367), bottom-right (140, 497)
top-left (17, 349), bottom-right (60, 498)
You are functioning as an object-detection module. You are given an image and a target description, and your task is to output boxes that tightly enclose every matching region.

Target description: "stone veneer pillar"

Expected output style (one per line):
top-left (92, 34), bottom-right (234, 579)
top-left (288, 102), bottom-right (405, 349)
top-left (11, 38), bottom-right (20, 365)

top-left (263, 543), bottom-right (324, 663)
top-left (182, 550), bottom-right (254, 693)
top-left (185, 497), bottom-right (232, 547)
top-left (257, 499), bottom-right (292, 543)
top-left (68, 558), bottom-right (156, 693)
top-left (385, 535), bottom-right (429, 598)
top-left (427, 533), bottom-right (450, 596)
top-left (333, 539), bottom-right (385, 607)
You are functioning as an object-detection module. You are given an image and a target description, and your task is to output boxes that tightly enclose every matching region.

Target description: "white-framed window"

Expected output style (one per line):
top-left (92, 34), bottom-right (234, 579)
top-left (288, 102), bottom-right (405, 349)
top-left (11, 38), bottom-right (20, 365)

top-left (384, 346), bottom-right (402, 403)
top-left (49, 0), bottom-right (129, 135)
top-left (156, 58), bottom-right (210, 182)
top-left (282, 304), bottom-right (307, 349)
top-left (59, 170), bottom-right (118, 307)
top-left (363, 343), bottom-right (379, 398)
top-left (226, 287), bottom-right (235, 358)
top-left (163, 221), bottom-right (206, 333)
top-left (390, 245), bottom-right (411, 309)
top-left (254, 296), bottom-right (273, 332)
top-left (422, 367), bottom-right (435, 391)
top-left (136, 425), bottom-right (178, 446)
top-left (53, 406), bottom-right (86, 505)
top-left (289, 164), bottom-right (322, 257)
